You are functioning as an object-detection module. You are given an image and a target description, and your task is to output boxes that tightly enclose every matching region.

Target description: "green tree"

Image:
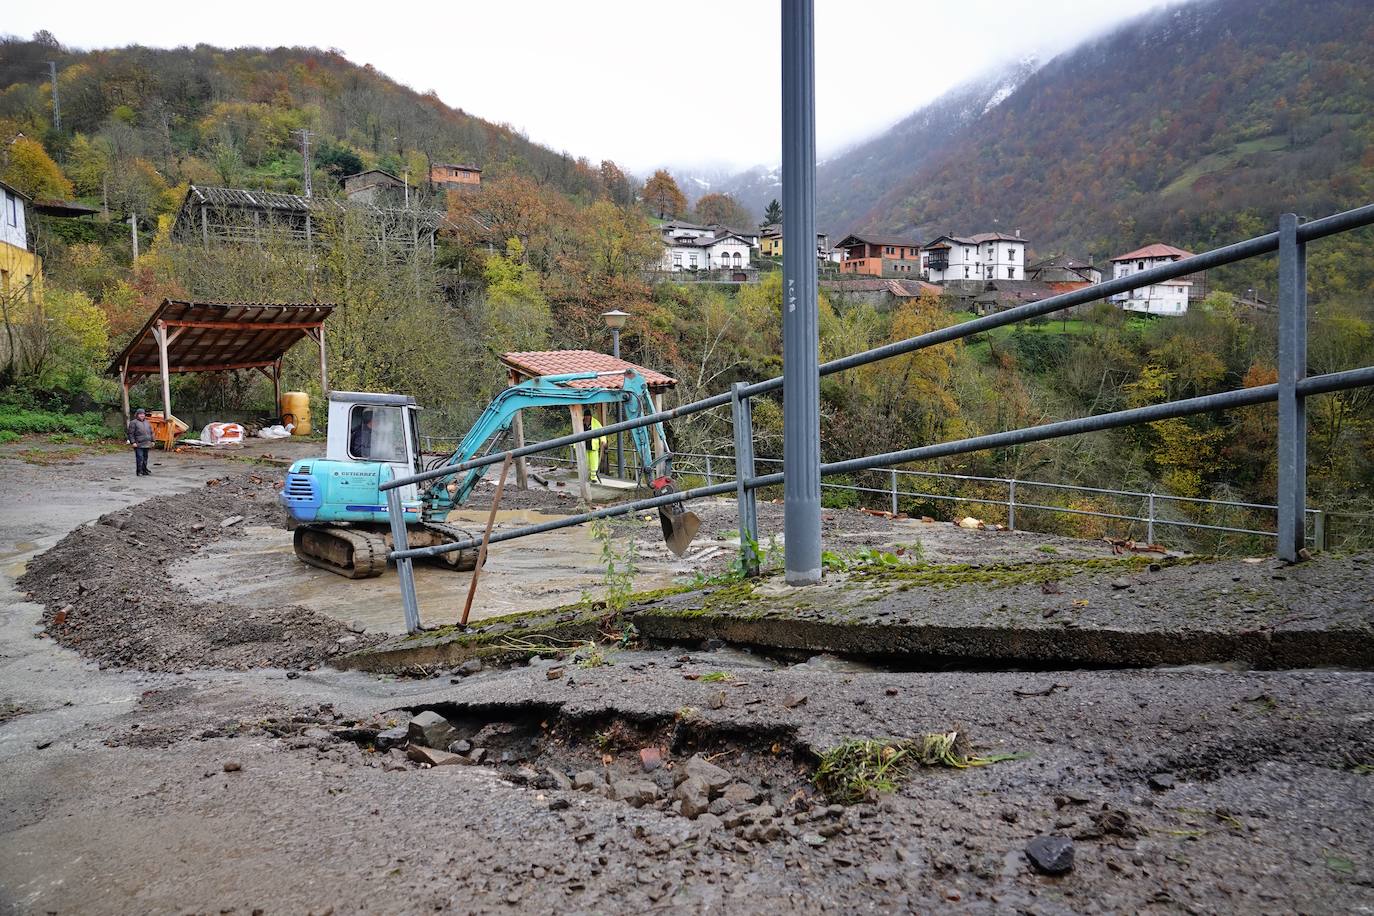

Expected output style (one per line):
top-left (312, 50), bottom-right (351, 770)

top-left (762, 199), bottom-right (782, 226)
top-left (483, 238), bottom-right (551, 352)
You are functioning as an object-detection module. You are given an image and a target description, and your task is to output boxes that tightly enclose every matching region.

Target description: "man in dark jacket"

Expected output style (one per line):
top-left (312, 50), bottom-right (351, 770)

top-left (126, 408), bottom-right (154, 476)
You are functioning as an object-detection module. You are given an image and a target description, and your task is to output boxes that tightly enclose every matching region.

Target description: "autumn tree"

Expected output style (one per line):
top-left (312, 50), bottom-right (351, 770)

top-left (598, 159), bottom-right (634, 207)
top-left (762, 199), bottom-right (782, 227)
top-left (642, 169), bottom-right (686, 219)
top-left (693, 192), bottom-right (752, 230)
top-left (1, 136), bottom-right (73, 199)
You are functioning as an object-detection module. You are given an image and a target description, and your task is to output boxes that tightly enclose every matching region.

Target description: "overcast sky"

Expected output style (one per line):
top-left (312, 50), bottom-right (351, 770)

top-left (13, 0), bottom-right (1165, 174)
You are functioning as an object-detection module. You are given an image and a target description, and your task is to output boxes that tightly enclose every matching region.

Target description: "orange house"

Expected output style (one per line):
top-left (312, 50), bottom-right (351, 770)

top-left (835, 233), bottom-right (924, 277)
top-left (431, 162), bottom-right (482, 191)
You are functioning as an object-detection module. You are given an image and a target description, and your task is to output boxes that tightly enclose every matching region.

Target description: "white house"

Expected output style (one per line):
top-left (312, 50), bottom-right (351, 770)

top-left (922, 231), bottom-right (1026, 282)
top-left (657, 221), bottom-right (754, 272)
top-left (1108, 244), bottom-right (1193, 315)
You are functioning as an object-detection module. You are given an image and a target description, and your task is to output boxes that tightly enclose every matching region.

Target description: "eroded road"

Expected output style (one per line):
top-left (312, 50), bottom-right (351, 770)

top-left (1, 445), bottom-right (1372, 914)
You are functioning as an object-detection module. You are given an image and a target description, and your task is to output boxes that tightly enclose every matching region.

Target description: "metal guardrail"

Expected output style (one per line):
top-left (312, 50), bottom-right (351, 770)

top-left (382, 202), bottom-right (1374, 632)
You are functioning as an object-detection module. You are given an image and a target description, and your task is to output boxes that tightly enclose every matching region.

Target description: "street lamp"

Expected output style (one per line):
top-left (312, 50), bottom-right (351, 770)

top-left (602, 309), bottom-right (631, 478)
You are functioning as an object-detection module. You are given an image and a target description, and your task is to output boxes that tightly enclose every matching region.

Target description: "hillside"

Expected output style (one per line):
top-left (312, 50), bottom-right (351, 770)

top-left (0, 35), bottom-right (616, 206)
top-left (851, 0), bottom-right (1374, 273)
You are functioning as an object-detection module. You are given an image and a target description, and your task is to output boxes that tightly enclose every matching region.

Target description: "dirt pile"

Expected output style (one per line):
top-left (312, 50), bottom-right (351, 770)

top-left (20, 473), bottom-right (383, 671)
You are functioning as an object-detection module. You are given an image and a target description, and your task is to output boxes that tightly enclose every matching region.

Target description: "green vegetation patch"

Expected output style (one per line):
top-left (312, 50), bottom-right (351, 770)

top-left (844, 555), bottom-right (1205, 589)
top-left (0, 405), bottom-right (114, 441)
top-left (814, 732), bottom-right (1028, 804)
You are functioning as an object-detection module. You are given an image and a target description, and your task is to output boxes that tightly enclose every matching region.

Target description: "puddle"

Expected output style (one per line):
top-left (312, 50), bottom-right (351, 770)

top-left (170, 516), bottom-right (679, 635)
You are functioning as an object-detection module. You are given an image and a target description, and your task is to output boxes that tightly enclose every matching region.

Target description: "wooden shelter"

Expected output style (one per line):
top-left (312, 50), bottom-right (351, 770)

top-left (107, 300), bottom-right (335, 444)
top-left (499, 350), bottom-right (679, 499)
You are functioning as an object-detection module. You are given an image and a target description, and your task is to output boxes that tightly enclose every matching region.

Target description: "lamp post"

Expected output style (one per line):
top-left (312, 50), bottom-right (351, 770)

top-left (602, 309), bottom-right (631, 479)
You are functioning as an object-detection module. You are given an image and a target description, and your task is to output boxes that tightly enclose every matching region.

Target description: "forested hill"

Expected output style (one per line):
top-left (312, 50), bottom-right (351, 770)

top-left (0, 35), bottom-right (614, 204)
top-left (851, 0), bottom-right (1374, 268)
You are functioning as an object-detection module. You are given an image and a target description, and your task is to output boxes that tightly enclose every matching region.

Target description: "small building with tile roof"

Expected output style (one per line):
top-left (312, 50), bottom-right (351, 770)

top-left (1108, 243), bottom-right (1201, 316)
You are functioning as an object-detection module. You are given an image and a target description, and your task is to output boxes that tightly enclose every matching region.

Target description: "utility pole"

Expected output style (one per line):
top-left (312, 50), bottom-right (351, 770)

top-left (294, 129), bottom-right (313, 198)
top-left (129, 213), bottom-right (139, 260)
top-left (47, 61), bottom-right (60, 131)
top-left (781, 0), bottom-right (822, 586)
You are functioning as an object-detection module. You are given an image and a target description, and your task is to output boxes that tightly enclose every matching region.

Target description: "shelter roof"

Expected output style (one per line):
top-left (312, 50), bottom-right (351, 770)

top-left (107, 300), bottom-right (335, 376)
top-left (499, 350), bottom-right (678, 392)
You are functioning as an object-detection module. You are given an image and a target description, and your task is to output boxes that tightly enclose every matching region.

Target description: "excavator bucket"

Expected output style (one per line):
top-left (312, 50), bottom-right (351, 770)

top-left (653, 480), bottom-right (700, 557)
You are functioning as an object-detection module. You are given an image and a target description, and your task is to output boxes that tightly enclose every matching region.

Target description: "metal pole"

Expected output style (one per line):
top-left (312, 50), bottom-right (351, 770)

top-left (1007, 479), bottom-right (1017, 531)
top-left (1312, 509), bottom-right (1328, 553)
top-left (706, 455), bottom-right (713, 485)
top-left (890, 469), bottom-right (898, 516)
top-left (1147, 492), bottom-right (1155, 545)
top-left (731, 382), bottom-right (760, 575)
top-left (130, 213), bottom-right (138, 260)
top-left (1277, 212), bottom-right (1308, 562)
top-left (386, 487), bottom-right (422, 633)
top-left (781, 0), bottom-right (822, 585)
top-left (613, 326), bottom-right (625, 480)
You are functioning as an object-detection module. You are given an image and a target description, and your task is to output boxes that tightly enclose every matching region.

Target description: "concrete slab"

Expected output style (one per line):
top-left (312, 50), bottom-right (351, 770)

top-left (341, 552), bottom-right (1374, 673)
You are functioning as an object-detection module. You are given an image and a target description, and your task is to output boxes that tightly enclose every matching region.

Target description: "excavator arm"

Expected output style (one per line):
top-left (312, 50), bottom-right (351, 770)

top-left (421, 369), bottom-right (699, 555)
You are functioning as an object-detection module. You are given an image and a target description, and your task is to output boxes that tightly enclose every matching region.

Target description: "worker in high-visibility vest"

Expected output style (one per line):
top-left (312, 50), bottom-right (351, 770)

top-left (582, 408), bottom-right (607, 483)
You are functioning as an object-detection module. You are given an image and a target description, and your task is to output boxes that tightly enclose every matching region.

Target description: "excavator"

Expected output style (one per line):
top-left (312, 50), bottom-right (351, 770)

top-left (279, 369), bottom-right (700, 578)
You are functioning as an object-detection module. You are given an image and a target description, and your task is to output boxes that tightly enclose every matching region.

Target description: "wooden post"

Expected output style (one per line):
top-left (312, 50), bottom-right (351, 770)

top-left (511, 408), bottom-right (529, 490)
top-left (310, 325), bottom-right (329, 394)
top-left (154, 320), bottom-right (173, 448)
top-left (272, 359), bottom-right (282, 416)
top-left (460, 453), bottom-right (512, 627)
top-left (200, 204), bottom-right (209, 252)
top-left (570, 407), bottom-right (592, 504)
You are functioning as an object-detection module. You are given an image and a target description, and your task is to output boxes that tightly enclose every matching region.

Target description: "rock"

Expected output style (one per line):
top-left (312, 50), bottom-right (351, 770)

top-left (548, 797), bottom-right (570, 811)
top-left (336, 635), bottom-right (358, 647)
top-left (693, 812), bottom-right (724, 836)
top-left (374, 725), bottom-right (408, 751)
top-left (447, 739), bottom-right (473, 755)
top-left (1110, 577), bottom-right (1132, 590)
top-left (707, 690), bottom-right (726, 710)
top-left (547, 666), bottom-right (564, 680)
top-left (783, 692), bottom-right (808, 708)
top-left (1025, 835), bottom-right (1075, 875)
top-left (612, 779), bottom-right (660, 808)
top-left (220, 515), bottom-right (244, 528)
top-left (456, 659), bottom-right (483, 677)
top-left (573, 769), bottom-right (606, 792)
top-left (407, 745), bottom-right (464, 767)
top-left (466, 747), bottom-right (487, 765)
top-left (708, 797), bottom-right (735, 816)
top-left (722, 782), bottom-right (760, 807)
top-left (701, 637), bottom-right (726, 651)
top-left (223, 760), bottom-right (242, 773)
top-left (348, 620), bottom-right (367, 634)
top-left (1148, 773), bottom-right (1176, 791)
top-left (407, 711), bottom-right (459, 750)
top-left (546, 768), bottom-right (573, 791)
top-left (685, 754), bottom-right (733, 793)
top-left (802, 832), bottom-right (826, 847)
top-left (640, 747), bottom-right (663, 772)
top-left (676, 776), bottom-right (712, 818)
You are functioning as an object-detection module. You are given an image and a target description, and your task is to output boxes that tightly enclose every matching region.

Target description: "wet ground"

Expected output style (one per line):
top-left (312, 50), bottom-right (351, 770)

top-left (1, 438), bottom-right (1373, 913)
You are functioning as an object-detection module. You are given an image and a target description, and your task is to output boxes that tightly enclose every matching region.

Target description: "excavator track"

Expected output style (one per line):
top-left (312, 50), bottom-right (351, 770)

top-left (293, 525), bottom-right (389, 579)
top-left (419, 521), bottom-right (483, 572)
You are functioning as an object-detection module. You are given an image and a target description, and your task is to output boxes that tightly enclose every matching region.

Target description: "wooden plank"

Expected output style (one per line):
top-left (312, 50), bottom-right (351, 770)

top-left (160, 319), bottom-right (324, 331)
top-left (127, 360), bottom-right (280, 374)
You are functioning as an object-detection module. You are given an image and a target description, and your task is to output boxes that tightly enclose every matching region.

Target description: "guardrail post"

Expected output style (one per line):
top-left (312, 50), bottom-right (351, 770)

top-left (1312, 509), bottom-right (1329, 552)
top-left (781, 0), bottom-right (822, 585)
top-left (1146, 491), bottom-right (1156, 545)
top-left (1007, 479), bottom-right (1017, 531)
top-left (705, 454), bottom-right (713, 485)
top-left (1277, 212), bottom-right (1308, 562)
top-left (890, 469), bottom-right (898, 516)
top-left (386, 487), bottom-right (422, 633)
top-left (731, 382), bottom-right (760, 576)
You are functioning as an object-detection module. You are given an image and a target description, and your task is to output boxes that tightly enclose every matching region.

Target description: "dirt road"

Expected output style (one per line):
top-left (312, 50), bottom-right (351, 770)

top-left (1, 444), bottom-right (1372, 913)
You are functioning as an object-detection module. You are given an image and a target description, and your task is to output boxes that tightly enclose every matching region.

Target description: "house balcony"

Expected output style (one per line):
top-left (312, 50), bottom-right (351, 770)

top-left (926, 257), bottom-right (949, 272)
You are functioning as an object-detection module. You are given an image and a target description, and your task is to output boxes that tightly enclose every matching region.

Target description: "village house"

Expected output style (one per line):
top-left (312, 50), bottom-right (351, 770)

top-left (758, 223), bottom-right (829, 261)
top-left (657, 221), bottom-right (753, 272)
top-left (922, 231), bottom-right (1027, 282)
top-left (1027, 254), bottom-right (1102, 284)
top-left (834, 233), bottom-right (923, 277)
top-left (820, 277), bottom-right (942, 309)
top-left (0, 180), bottom-right (39, 304)
top-left (1108, 244), bottom-right (1196, 315)
top-left (342, 169), bottom-right (411, 206)
top-left (430, 162), bottom-right (481, 192)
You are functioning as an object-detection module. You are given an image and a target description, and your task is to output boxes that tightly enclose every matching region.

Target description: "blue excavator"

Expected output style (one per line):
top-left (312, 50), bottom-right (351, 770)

top-left (279, 369), bottom-right (700, 578)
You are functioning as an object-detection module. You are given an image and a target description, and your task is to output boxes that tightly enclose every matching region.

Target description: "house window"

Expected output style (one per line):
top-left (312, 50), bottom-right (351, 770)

top-left (732, 251), bottom-right (741, 262)
top-left (4, 193), bottom-right (15, 227)
top-left (672, 252), bottom-right (682, 265)
top-left (885, 246), bottom-right (894, 254)
top-left (1138, 260), bottom-right (1145, 270)
top-left (964, 266), bottom-right (970, 278)
top-left (689, 254), bottom-right (698, 267)
top-left (1007, 267), bottom-right (1013, 278)
top-left (1008, 248), bottom-right (1016, 260)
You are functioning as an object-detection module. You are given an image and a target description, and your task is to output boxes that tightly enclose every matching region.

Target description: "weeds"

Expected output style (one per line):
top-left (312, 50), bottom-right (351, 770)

top-left (0, 405), bottom-right (113, 440)
top-left (822, 545), bottom-right (924, 573)
top-left (814, 731), bottom-right (1028, 804)
top-left (699, 671), bottom-right (732, 683)
top-left (589, 518), bottom-right (637, 615)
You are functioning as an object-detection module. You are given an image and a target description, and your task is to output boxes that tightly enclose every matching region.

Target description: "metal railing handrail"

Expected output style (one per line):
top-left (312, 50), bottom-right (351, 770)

top-left (382, 202), bottom-right (1374, 632)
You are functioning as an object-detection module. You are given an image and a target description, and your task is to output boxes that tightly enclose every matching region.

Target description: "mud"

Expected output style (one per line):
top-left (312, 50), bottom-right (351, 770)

top-left (17, 473), bottom-right (383, 671)
top-left (3, 445), bottom-right (1374, 914)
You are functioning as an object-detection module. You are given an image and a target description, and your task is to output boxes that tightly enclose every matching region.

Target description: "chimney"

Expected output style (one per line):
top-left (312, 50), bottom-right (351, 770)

top-left (1015, 228), bottom-right (1022, 238)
